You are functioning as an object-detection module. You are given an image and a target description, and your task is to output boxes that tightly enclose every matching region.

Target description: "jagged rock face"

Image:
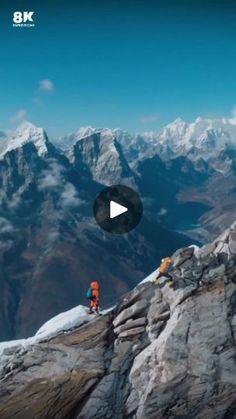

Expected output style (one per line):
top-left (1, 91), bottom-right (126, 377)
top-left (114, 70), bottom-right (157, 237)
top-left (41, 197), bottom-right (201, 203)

top-left (70, 131), bottom-right (135, 187)
top-left (1, 223), bottom-right (236, 418)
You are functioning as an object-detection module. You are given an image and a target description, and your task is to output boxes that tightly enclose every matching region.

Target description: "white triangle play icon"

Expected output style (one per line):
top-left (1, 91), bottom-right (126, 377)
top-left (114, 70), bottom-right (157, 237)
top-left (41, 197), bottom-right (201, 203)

top-left (110, 200), bottom-right (128, 219)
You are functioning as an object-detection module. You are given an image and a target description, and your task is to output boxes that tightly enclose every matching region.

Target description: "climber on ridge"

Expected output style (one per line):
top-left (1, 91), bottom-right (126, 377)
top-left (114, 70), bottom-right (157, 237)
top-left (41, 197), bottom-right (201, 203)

top-left (86, 281), bottom-right (100, 314)
top-left (154, 256), bottom-right (174, 287)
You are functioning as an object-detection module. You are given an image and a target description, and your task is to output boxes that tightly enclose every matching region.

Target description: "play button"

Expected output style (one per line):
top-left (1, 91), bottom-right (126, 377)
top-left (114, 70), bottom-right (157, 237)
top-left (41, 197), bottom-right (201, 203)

top-left (110, 201), bottom-right (128, 219)
top-left (93, 185), bottom-right (143, 234)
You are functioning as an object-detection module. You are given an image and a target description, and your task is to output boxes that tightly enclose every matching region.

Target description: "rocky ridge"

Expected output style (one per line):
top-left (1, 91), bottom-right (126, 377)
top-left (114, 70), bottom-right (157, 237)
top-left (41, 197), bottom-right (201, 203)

top-left (0, 222), bottom-right (236, 418)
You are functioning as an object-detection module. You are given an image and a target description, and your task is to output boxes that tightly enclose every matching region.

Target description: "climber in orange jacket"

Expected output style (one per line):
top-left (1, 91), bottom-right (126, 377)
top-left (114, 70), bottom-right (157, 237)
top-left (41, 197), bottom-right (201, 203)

top-left (154, 257), bottom-right (174, 287)
top-left (87, 281), bottom-right (100, 314)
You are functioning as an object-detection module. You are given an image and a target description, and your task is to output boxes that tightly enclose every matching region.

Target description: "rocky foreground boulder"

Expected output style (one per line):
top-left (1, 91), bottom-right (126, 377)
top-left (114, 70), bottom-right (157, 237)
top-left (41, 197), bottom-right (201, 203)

top-left (0, 223), bottom-right (236, 419)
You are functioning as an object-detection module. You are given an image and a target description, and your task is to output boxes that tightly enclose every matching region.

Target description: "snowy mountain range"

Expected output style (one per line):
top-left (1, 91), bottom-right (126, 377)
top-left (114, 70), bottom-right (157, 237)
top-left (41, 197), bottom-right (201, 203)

top-left (0, 116), bottom-right (235, 340)
top-left (59, 116), bottom-right (236, 166)
top-left (58, 116), bottom-right (236, 237)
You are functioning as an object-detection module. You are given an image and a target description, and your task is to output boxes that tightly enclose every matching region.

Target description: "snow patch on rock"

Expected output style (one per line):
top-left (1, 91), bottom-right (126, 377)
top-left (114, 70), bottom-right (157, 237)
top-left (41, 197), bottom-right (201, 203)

top-left (0, 305), bottom-right (94, 355)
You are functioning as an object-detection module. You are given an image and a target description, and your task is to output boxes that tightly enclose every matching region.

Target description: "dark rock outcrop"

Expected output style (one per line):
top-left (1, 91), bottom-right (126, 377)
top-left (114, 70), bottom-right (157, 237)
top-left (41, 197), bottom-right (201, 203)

top-left (0, 222), bottom-right (236, 418)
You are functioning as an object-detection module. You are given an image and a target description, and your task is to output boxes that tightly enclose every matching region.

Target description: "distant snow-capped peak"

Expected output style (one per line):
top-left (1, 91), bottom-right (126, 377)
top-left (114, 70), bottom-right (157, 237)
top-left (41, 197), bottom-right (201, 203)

top-left (76, 126), bottom-right (98, 139)
top-left (56, 126), bottom-right (128, 152)
top-left (152, 116), bottom-right (236, 158)
top-left (0, 121), bottom-right (48, 159)
top-left (70, 126), bottom-right (134, 186)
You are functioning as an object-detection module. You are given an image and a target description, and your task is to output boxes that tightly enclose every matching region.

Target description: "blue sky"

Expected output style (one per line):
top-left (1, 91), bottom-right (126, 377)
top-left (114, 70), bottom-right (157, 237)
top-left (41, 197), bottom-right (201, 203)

top-left (1, 0), bottom-right (236, 136)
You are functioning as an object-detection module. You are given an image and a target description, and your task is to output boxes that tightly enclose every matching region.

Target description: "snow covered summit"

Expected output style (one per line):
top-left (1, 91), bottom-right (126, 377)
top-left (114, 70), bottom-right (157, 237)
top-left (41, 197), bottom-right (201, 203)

top-left (152, 116), bottom-right (236, 159)
top-left (0, 121), bottom-right (48, 159)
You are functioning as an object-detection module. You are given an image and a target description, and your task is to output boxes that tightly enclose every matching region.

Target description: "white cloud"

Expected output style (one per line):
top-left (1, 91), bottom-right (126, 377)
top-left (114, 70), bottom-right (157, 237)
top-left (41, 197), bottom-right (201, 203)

top-left (158, 208), bottom-right (167, 216)
top-left (38, 161), bottom-right (63, 190)
top-left (7, 189), bottom-right (24, 210)
top-left (61, 183), bottom-right (82, 207)
top-left (39, 79), bottom-right (54, 92)
top-left (39, 174), bottom-right (60, 189)
top-left (11, 109), bottom-right (28, 123)
top-left (0, 218), bottom-right (15, 234)
top-left (38, 160), bottom-right (83, 208)
top-left (141, 114), bottom-right (160, 124)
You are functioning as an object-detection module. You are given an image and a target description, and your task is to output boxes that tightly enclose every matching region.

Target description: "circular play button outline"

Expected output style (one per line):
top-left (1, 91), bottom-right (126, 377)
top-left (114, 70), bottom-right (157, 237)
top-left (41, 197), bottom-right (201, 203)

top-left (93, 185), bottom-right (143, 234)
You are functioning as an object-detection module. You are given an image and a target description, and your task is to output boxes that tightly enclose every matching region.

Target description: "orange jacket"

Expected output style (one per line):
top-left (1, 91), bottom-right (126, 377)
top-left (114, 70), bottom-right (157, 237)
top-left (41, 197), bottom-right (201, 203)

top-left (159, 257), bottom-right (173, 274)
top-left (91, 281), bottom-right (100, 300)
